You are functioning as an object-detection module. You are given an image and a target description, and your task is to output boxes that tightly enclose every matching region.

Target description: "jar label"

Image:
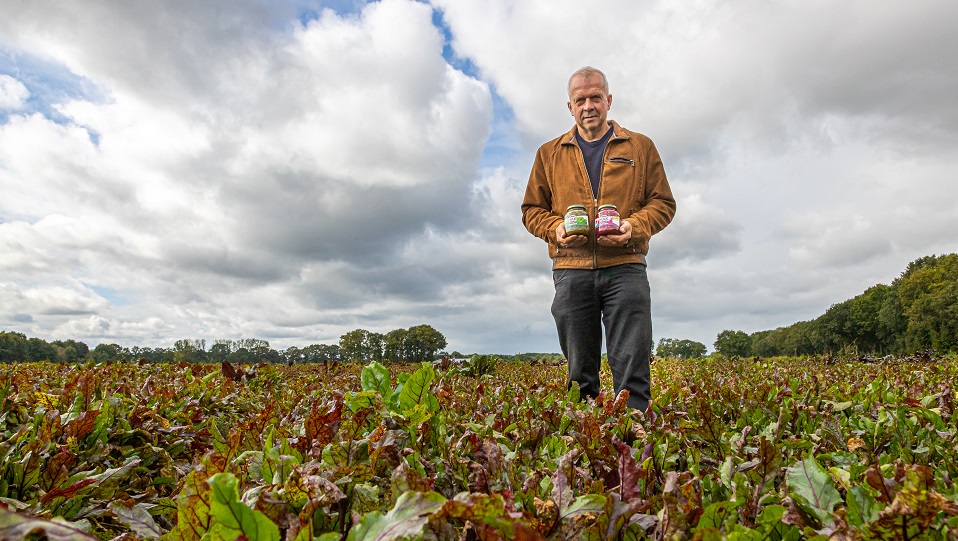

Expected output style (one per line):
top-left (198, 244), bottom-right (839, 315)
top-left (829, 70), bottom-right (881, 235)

top-left (595, 216), bottom-right (620, 231)
top-left (565, 215), bottom-right (589, 234)
top-left (595, 215), bottom-right (620, 233)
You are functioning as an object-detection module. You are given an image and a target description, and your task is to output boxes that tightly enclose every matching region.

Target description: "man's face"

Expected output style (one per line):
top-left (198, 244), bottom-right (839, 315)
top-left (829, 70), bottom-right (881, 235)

top-left (567, 73), bottom-right (612, 139)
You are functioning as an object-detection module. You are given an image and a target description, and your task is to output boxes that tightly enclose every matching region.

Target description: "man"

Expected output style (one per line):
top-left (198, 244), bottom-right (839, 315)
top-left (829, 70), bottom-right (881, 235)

top-left (521, 66), bottom-right (676, 411)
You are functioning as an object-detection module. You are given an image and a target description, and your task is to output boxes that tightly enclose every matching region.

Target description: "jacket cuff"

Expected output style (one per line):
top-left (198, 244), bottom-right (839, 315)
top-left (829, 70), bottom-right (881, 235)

top-left (627, 217), bottom-right (650, 243)
top-left (547, 217), bottom-right (563, 244)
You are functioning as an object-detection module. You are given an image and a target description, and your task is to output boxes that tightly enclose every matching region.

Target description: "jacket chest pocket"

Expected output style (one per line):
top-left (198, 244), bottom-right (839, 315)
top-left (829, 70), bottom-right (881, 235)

top-left (604, 156), bottom-right (644, 206)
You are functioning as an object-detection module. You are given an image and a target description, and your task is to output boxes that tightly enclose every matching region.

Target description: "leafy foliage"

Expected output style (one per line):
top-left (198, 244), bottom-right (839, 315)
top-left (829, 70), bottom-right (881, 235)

top-left (1, 355), bottom-right (956, 540)
top-left (456, 354), bottom-right (499, 378)
top-left (734, 253), bottom-right (958, 356)
top-left (713, 330), bottom-right (751, 358)
top-left (655, 338), bottom-right (707, 359)
top-left (0, 323), bottom-right (448, 365)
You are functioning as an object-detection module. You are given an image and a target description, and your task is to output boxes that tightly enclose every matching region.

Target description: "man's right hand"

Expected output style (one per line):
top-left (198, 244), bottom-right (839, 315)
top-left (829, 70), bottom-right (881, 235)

top-left (556, 223), bottom-right (589, 248)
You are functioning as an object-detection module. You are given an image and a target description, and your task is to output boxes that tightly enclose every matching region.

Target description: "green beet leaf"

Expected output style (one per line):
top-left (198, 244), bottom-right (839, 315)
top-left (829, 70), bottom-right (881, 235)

top-left (399, 364), bottom-right (438, 415)
top-left (346, 490), bottom-right (446, 541)
top-left (440, 493), bottom-right (516, 534)
top-left (87, 400), bottom-right (114, 444)
top-left (109, 502), bottom-right (163, 540)
top-left (551, 451), bottom-right (576, 512)
top-left (403, 403), bottom-right (432, 426)
top-left (785, 456), bottom-right (842, 526)
top-left (351, 483), bottom-right (383, 516)
top-left (0, 506), bottom-right (98, 541)
top-left (845, 485), bottom-right (879, 528)
top-left (165, 469), bottom-right (213, 541)
top-left (697, 500), bottom-right (738, 531)
top-left (205, 472), bottom-right (279, 541)
top-left (346, 390), bottom-right (379, 412)
top-left (361, 361), bottom-right (392, 398)
top-left (560, 493), bottom-right (606, 521)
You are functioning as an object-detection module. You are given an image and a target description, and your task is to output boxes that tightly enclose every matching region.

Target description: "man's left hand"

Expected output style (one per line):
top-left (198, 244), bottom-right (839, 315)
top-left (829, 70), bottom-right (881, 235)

top-left (597, 220), bottom-right (632, 247)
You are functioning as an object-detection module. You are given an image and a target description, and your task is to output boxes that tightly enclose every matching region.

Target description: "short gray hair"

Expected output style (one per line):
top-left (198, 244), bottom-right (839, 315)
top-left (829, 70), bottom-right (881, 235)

top-left (568, 66), bottom-right (609, 96)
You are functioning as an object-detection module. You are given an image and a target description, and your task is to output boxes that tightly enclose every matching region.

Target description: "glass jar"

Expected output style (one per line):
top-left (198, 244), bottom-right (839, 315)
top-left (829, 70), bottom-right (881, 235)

top-left (594, 204), bottom-right (621, 237)
top-left (564, 204), bottom-right (590, 236)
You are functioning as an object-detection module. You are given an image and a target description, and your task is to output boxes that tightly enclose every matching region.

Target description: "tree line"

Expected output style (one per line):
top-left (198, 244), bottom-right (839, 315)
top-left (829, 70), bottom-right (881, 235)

top-left (0, 324), bottom-right (446, 365)
top-left (5, 253), bottom-right (954, 363)
top-left (713, 253), bottom-right (958, 357)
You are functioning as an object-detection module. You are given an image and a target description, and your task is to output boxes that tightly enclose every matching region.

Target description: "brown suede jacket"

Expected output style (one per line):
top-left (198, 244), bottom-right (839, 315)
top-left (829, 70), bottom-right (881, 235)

top-left (521, 120), bottom-right (676, 269)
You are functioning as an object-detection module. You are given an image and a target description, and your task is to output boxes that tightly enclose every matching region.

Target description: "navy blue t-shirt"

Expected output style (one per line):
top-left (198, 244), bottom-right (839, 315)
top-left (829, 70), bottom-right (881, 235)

top-left (576, 126), bottom-right (613, 199)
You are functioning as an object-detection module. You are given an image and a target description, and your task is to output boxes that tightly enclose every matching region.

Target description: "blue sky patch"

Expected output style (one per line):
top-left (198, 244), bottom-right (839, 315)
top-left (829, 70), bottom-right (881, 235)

top-left (0, 48), bottom-right (109, 125)
top-left (87, 284), bottom-right (132, 307)
top-left (297, 0), bottom-right (367, 26)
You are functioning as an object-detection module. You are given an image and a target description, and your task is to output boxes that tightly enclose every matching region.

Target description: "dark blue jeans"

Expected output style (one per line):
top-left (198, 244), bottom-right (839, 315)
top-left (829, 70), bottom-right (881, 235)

top-left (551, 263), bottom-right (652, 411)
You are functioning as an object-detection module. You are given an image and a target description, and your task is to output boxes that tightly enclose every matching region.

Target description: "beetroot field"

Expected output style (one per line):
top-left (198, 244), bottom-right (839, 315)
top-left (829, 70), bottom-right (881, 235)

top-left (1, 354), bottom-right (957, 540)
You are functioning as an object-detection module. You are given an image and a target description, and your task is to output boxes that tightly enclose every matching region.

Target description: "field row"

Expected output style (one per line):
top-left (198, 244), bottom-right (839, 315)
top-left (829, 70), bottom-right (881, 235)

top-left (1, 355), bottom-right (956, 539)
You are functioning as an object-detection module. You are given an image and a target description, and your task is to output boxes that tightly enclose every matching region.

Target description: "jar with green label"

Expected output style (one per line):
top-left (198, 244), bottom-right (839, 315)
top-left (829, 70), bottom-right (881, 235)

top-left (564, 204), bottom-right (590, 236)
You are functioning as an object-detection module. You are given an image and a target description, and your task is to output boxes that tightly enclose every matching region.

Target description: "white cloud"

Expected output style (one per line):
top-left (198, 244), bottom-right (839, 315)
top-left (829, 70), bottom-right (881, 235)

top-left (0, 75), bottom-right (29, 109)
top-left (1, 0), bottom-right (956, 354)
top-left (0, 282), bottom-right (107, 316)
top-left (0, 0), bottom-right (506, 351)
top-left (653, 193), bottom-right (741, 265)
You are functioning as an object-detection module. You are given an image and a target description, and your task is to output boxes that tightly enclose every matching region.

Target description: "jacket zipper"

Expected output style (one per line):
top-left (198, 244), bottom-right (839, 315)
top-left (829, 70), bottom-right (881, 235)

top-left (571, 140), bottom-right (600, 269)
top-left (595, 149), bottom-right (634, 266)
top-left (593, 145), bottom-right (614, 269)
top-left (593, 197), bottom-right (599, 269)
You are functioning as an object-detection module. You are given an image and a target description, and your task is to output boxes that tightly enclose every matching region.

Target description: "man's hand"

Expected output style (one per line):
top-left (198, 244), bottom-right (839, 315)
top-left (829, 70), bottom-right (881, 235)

top-left (556, 222), bottom-right (589, 248)
top-left (597, 220), bottom-right (632, 247)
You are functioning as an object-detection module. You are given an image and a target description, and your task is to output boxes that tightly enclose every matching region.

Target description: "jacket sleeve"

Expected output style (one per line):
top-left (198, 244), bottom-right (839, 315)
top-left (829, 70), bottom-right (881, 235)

top-left (626, 140), bottom-right (676, 243)
top-left (521, 146), bottom-right (563, 244)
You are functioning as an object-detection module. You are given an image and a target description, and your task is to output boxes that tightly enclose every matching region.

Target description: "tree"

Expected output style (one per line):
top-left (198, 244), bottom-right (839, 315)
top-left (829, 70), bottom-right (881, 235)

top-left (52, 339), bottom-right (90, 363)
top-left (250, 342), bottom-right (280, 363)
top-left (0, 331), bottom-right (28, 363)
top-left (91, 343), bottom-right (124, 362)
top-left (713, 330), bottom-right (751, 358)
top-left (878, 290), bottom-right (908, 353)
top-left (129, 345), bottom-right (172, 363)
top-left (340, 329), bottom-right (370, 362)
top-left (655, 338), bottom-right (707, 359)
top-left (847, 285), bottom-right (894, 353)
top-left (406, 324), bottom-right (447, 363)
top-left (906, 280), bottom-right (958, 352)
top-left (382, 325), bottom-right (447, 363)
top-left (896, 254), bottom-right (958, 352)
top-left (173, 339), bottom-right (207, 363)
top-left (284, 346), bottom-right (302, 363)
top-left (365, 332), bottom-right (385, 363)
top-left (384, 329), bottom-right (409, 362)
top-left (235, 338), bottom-right (270, 352)
top-left (209, 342), bottom-right (232, 363)
top-left (26, 338), bottom-right (57, 362)
top-left (752, 329), bottom-right (793, 357)
top-left (782, 320), bottom-right (817, 356)
top-left (295, 343), bottom-right (341, 363)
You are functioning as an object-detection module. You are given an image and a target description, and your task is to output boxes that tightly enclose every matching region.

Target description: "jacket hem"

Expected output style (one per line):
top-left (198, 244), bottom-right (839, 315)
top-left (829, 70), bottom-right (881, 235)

top-left (552, 254), bottom-right (647, 270)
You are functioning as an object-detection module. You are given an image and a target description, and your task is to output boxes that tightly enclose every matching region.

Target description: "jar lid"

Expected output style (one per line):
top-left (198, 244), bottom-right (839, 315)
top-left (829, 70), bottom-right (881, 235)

top-left (598, 204), bottom-right (617, 210)
top-left (566, 204), bottom-right (586, 211)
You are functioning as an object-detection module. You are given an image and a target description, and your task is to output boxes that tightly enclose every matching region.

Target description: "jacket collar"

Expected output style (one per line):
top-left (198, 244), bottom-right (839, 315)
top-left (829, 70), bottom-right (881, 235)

top-left (562, 120), bottom-right (628, 145)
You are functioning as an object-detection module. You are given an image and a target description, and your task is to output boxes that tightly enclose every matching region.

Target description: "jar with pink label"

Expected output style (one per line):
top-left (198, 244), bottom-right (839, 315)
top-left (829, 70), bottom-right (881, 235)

top-left (594, 204), bottom-right (621, 237)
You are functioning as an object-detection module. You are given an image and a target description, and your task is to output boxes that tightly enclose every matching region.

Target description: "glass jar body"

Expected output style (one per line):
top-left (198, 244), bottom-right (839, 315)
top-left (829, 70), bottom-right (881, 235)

top-left (564, 205), bottom-right (590, 236)
top-left (595, 205), bottom-right (621, 237)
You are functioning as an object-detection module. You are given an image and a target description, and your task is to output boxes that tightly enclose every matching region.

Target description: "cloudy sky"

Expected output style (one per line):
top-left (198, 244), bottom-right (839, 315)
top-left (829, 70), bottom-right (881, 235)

top-left (1, 0), bottom-right (956, 355)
